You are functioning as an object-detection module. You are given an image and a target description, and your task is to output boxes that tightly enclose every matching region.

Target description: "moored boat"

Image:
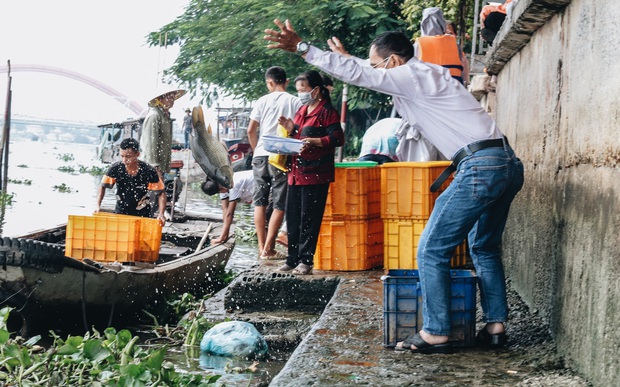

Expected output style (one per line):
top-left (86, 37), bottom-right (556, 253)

top-left (0, 214), bottom-right (234, 335)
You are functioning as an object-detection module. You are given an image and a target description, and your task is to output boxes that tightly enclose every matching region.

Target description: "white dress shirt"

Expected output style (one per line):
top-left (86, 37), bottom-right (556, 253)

top-left (305, 46), bottom-right (503, 159)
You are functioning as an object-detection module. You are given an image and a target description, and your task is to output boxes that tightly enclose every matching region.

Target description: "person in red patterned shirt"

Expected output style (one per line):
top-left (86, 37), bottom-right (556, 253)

top-left (276, 70), bottom-right (345, 275)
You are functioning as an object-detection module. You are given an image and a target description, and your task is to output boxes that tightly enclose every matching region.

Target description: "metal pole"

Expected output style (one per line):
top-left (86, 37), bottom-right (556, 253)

top-left (1, 60), bottom-right (12, 192)
top-left (471, 0), bottom-right (481, 69)
top-left (337, 84), bottom-right (348, 162)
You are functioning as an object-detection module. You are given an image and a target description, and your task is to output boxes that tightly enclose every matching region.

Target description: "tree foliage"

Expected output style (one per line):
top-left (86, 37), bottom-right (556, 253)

top-left (147, 0), bottom-right (405, 109)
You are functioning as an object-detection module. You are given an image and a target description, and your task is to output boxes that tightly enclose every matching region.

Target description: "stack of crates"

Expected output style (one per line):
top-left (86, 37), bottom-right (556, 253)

top-left (65, 213), bottom-right (163, 263)
top-left (314, 161), bottom-right (384, 271)
top-left (380, 161), bottom-right (468, 269)
top-left (382, 269), bottom-right (477, 347)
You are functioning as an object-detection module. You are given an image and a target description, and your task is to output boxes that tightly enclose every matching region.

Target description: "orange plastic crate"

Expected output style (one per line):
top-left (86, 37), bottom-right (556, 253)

top-left (380, 161), bottom-right (454, 220)
top-left (324, 162), bottom-right (381, 220)
top-left (93, 213), bottom-right (162, 262)
top-left (383, 218), bottom-right (467, 270)
top-left (314, 217), bottom-right (384, 271)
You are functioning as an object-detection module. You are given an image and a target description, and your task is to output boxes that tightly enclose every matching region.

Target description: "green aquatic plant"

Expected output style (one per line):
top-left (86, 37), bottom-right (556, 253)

top-left (56, 153), bottom-right (75, 162)
top-left (52, 183), bottom-right (73, 193)
top-left (78, 165), bottom-right (106, 176)
top-left (0, 192), bottom-right (14, 205)
top-left (8, 179), bottom-right (32, 185)
top-left (0, 307), bottom-right (221, 386)
top-left (57, 166), bottom-right (76, 174)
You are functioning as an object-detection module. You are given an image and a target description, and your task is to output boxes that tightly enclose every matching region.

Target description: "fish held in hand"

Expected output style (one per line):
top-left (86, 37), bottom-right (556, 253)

top-left (190, 106), bottom-right (234, 189)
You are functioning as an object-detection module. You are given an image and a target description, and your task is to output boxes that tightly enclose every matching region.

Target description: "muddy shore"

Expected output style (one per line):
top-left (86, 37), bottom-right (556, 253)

top-left (203, 260), bottom-right (590, 386)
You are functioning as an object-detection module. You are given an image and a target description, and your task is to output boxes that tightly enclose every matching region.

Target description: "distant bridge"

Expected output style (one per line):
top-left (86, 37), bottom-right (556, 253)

top-left (0, 64), bottom-right (146, 117)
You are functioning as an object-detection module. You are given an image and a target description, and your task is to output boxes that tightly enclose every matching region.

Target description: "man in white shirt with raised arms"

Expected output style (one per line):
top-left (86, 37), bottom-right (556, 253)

top-left (265, 19), bottom-right (524, 353)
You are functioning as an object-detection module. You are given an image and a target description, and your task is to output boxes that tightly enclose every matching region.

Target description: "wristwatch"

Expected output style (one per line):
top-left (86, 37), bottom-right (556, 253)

top-left (296, 41), bottom-right (310, 55)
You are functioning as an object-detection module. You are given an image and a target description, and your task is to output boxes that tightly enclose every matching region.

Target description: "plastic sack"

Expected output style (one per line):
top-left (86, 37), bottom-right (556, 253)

top-left (268, 124), bottom-right (291, 171)
top-left (200, 321), bottom-right (269, 359)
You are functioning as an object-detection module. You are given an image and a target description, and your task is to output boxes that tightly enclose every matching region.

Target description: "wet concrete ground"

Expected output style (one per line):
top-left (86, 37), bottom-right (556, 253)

top-left (207, 257), bottom-right (591, 387)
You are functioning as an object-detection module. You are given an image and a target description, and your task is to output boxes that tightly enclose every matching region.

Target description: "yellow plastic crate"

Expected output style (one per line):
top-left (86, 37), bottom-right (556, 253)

top-left (383, 218), bottom-right (467, 270)
top-left (314, 217), bottom-right (384, 271)
top-left (66, 214), bottom-right (141, 262)
top-left (93, 213), bottom-right (163, 262)
top-left (324, 162), bottom-right (381, 220)
top-left (380, 161), bottom-right (454, 220)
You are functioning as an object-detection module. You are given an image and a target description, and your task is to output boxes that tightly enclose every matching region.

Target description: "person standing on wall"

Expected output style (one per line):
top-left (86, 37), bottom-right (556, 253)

top-left (265, 19), bottom-right (523, 352)
top-left (247, 66), bottom-right (303, 260)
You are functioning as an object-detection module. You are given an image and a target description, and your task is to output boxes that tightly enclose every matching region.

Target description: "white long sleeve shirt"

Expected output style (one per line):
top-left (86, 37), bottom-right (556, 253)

top-left (305, 46), bottom-right (503, 159)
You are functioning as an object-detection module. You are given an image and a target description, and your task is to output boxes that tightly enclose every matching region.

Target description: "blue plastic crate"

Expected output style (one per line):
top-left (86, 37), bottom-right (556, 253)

top-left (382, 269), bottom-right (477, 347)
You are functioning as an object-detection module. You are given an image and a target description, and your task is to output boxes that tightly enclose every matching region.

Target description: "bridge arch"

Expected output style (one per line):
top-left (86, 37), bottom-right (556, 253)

top-left (0, 64), bottom-right (146, 117)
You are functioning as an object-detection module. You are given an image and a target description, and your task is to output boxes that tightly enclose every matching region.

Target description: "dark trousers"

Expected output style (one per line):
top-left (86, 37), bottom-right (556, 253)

top-left (286, 183), bottom-right (330, 267)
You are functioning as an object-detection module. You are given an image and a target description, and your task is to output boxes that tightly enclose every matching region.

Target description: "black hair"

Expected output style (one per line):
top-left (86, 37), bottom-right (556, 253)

top-left (265, 66), bottom-right (287, 85)
top-left (371, 31), bottom-right (414, 62)
top-left (321, 73), bottom-right (334, 88)
top-left (201, 179), bottom-right (220, 196)
top-left (120, 138), bottom-right (140, 152)
top-left (294, 70), bottom-right (332, 104)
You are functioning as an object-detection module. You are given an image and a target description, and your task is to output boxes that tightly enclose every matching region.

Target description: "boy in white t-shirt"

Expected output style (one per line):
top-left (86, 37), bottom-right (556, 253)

top-left (201, 170), bottom-right (254, 244)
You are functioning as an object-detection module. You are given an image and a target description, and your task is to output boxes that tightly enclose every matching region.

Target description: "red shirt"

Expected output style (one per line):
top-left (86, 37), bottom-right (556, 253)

top-left (289, 100), bottom-right (344, 185)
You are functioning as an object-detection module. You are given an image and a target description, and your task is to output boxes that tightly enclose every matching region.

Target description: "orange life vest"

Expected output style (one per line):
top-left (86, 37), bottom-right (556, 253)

top-left (416, 35), bottom-right (464, 84)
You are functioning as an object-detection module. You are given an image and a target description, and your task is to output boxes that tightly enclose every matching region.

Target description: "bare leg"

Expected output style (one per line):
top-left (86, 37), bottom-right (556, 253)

top-left (254, 205), bottom-right (267, 255)
top-left (261, 208), bottom-right (284, 256)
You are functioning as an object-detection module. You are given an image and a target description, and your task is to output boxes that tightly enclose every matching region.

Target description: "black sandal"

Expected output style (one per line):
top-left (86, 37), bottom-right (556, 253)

top-left (476, 327), bottom-right (508, 347)
top-left (395, 333), bottom-right (451, 354)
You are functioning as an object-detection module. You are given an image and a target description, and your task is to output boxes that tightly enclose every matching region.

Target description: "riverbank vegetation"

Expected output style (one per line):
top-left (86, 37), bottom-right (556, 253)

top-left (0, 307), bottom-right (221, 386)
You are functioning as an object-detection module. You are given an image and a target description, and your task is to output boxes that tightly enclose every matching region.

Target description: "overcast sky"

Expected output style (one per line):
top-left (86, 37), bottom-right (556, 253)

top-left (0, 0), bottom-right (234, 126)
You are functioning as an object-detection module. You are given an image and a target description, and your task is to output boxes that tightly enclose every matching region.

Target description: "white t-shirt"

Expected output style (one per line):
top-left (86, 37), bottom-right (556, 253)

top-left (250, 91), bottom-right (302, 157)
top-left (220, 170), bottom-right (254, 203)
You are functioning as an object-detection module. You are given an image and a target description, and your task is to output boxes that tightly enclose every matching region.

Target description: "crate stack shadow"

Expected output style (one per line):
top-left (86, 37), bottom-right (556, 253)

top-left (379, 161), bottom-right (477, 348)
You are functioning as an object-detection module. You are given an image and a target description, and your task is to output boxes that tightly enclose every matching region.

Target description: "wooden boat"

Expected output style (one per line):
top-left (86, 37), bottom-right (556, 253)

top-left (0, 214), bottom-right (234, 335)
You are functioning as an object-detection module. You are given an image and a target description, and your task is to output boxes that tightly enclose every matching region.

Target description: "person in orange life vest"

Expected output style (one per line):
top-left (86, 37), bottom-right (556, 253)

top-left (414, 7), bottom-right (469, 86)
top-left (96, 138), bottom-right (167, 225)
top-left (480, 0), bottom-right (514, 45)
top-left (444, 19), bottom-right (471, 86)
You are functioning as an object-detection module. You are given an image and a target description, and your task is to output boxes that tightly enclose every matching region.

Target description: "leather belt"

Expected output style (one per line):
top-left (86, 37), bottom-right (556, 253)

top-left (429, 137), bottom-right (506, 192)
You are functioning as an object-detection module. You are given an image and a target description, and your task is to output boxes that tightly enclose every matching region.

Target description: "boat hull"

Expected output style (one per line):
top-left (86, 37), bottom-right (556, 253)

top-left (0, 216), bottom-right (234, 333)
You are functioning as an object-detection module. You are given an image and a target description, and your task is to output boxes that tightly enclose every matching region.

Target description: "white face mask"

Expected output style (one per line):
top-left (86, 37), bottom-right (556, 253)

top-left (298, 88), bottom-right (316, 105)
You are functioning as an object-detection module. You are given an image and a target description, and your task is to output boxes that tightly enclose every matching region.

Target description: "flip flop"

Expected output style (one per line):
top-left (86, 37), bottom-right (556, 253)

top-left (395, 333), bottom-right (451, 354)
top-left (476, 328), bottom-right (507, 347)
top-left (291, 263), bottom-right (313, 275)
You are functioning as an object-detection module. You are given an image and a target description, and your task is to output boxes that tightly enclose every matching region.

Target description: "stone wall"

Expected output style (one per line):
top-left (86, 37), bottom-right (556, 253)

top-left (481, 1), bottom-right (620, 385)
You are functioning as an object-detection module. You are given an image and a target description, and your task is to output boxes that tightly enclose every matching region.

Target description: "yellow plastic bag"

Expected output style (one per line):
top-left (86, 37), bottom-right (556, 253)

top-left (268, 124), bottom-right (290, 172)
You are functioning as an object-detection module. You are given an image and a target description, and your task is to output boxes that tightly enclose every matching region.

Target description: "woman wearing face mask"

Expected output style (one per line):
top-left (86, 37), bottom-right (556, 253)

top-left (277, 70), bottom-right (345, 275)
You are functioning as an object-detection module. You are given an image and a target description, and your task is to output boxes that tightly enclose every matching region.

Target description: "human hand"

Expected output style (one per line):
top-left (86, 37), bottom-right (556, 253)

top-left (264, 19), bottom-right (302, 52)
top-left (301, 137), bottom-right (322, 151)
top-left (327, 36), bottom-right (350, 57)
top-left (157, 213), bottom-right (166, 227)
top-left (278, 116), bottom-right (294, 132)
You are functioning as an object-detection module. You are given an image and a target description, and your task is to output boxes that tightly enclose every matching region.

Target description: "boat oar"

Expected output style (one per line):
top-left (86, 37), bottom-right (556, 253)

top-left (195, 222), bottom-right (213, 251)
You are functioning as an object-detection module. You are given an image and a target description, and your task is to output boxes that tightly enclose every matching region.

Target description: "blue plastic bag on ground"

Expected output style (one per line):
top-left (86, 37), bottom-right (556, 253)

top-left (200, 321), bottom-right (269, 358)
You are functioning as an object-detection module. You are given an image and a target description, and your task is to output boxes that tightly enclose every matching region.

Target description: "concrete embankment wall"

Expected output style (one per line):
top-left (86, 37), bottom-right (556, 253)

top-left (480, 1), bottom-right (620, 385)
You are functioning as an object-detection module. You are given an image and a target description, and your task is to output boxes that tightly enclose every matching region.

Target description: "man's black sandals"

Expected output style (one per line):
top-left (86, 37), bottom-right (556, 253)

top-left (395, 333), bottom-right (451, 354)
top-left (476, 327), bottom-right (508, 347)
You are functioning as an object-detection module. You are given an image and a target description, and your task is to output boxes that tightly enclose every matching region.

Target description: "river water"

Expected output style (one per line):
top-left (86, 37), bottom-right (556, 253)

top-left (1, 139), bottom-right (268, 383)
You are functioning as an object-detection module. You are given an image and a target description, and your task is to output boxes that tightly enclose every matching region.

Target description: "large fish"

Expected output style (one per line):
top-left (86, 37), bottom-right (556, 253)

top-left (190, 106), bottom-right (234, 189)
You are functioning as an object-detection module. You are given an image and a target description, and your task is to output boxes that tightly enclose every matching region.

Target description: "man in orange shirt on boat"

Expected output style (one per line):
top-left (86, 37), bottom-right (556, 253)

top-left (95, 138), bottom-right (167, 225)
top-left (480, 0), bottom-right (515, 45)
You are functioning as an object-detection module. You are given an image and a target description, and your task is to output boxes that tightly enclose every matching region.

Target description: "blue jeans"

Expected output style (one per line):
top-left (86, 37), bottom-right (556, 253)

top-left (418, 141), bottom-right (524, 336)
